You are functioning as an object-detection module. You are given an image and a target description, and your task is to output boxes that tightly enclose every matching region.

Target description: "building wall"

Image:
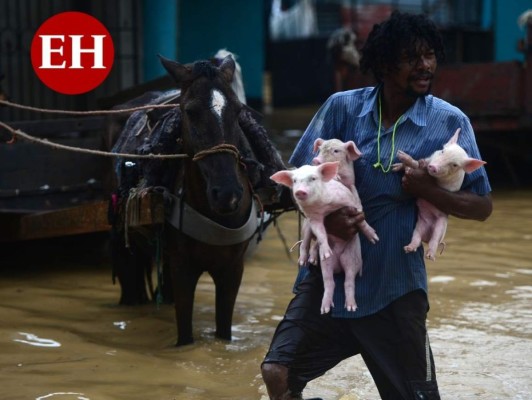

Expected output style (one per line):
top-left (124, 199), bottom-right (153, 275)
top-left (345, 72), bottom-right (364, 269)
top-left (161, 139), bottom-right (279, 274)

top-left (141, 0), bottom-right (178, 81)
top-left (493, 0), bottom-right (530, 62)
top-left (0, 0), bottom-right (143, 121)
top-left (177, 0), bottom-right (265, 105)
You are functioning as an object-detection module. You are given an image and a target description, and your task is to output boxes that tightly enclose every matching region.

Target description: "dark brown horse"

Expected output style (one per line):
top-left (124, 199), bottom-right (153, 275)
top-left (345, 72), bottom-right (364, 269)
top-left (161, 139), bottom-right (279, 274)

top-left (162, 55), bottom-right (255, 346)
top-left (110, 55), bottom-right (286, 346)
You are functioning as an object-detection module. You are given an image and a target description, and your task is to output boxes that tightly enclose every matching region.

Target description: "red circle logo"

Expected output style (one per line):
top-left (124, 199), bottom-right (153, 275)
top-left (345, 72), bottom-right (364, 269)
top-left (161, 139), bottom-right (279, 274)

top-left (31, 11), bottom-right (114, 95)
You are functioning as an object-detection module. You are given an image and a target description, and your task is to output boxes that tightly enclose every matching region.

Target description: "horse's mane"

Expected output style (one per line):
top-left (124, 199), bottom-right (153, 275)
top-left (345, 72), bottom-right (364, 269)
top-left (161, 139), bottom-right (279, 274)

top-left (192, 61), bottom-right (218, 80)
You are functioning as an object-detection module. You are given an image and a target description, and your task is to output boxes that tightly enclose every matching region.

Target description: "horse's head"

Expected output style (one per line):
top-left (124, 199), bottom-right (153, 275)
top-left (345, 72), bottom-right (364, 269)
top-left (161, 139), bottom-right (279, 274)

top-left (159, 55), bottom-right (246, 216)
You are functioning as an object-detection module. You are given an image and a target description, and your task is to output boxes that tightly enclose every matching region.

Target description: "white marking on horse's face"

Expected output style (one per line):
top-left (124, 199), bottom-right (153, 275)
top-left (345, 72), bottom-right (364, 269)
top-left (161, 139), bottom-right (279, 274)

top-left (211, 89), bottom-right (226, 118)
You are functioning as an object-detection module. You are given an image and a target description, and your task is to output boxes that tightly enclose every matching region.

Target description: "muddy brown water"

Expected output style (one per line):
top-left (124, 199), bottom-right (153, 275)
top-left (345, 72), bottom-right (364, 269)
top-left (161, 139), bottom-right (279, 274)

top-left (1, 190), bottom-right (531, 400)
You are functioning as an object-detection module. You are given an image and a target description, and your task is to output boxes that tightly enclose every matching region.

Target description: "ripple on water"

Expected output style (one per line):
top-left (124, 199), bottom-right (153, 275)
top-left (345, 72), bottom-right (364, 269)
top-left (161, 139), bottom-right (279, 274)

top-left (36, 392), bottom-right (89, 400)
top-left (469, 279), bottom-right (498, 287)
top-left (505, 285), bottom-right (532, 300)
top-left (112, 321), bottom-right (128, 330)
top-left (430, 275), bottom-right (456, 283)
top-left (455, 298), bottom-right (531, 337)
top-left (515, 268), bottom-right (532, 275)
top-left (430, 324), bottom-right (532, 399)
top-left (13, 332), bottom-right (61, 347)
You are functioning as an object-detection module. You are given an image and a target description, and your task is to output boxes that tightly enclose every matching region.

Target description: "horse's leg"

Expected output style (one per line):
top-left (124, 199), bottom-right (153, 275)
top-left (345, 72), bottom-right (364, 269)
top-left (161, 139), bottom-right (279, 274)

top-left (171, 260), bottom-right (202, 346)
top-left (128, 243), bottom-right (151, 304)
top-left (159, 257), bottom-right (174, 304)
top-left (111, 233), bottom-right (150, 305)
top-left (210, 256), bottom-right (245, 341)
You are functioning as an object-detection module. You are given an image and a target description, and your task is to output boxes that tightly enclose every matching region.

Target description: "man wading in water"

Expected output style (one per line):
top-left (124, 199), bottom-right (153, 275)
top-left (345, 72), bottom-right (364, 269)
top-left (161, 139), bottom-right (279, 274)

top-left (261, 11), bottom-right (492, 400)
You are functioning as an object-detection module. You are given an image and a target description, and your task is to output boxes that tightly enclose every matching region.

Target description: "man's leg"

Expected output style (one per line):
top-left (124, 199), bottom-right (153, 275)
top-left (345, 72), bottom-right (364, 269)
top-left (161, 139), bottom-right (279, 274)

top-left (261, 266), bottom-right (358, 399)
top-left (349, 290), bottom-right (441, 400)
top-left (261, 363), bottom-right (301, 400)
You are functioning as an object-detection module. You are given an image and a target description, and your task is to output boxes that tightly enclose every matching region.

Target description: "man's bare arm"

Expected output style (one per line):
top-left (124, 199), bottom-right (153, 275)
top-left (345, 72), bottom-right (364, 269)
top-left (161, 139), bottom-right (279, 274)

top-left (402, 166), bottom-right (493, 221)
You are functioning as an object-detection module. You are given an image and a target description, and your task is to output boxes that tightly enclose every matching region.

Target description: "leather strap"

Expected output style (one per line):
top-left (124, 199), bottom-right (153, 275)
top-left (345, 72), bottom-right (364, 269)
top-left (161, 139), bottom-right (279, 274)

top-left (166, 196), bottom-right (259, 246)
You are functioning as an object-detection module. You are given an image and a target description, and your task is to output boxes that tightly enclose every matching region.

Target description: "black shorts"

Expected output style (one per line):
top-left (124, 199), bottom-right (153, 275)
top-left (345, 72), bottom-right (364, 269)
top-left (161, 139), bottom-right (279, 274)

top-left (262, 267), bottom-right (440, 400)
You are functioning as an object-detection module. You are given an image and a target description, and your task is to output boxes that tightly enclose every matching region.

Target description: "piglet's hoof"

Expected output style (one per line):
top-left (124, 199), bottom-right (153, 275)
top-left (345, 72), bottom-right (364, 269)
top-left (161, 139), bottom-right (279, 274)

top-left (425, 252), bottom-right (436, 261)
top-left (391, 162), bottom-right (403, 172)
top-left (319, 249), bottom-right (332, 260)
top-left (345, 301), bottom-right (357, 312)
top-left (404, 245), bottom-right (416, 253)
top-left (297, 255), bottom-right (308, 266)
top-left (320, 300), bottom-right (334, 314)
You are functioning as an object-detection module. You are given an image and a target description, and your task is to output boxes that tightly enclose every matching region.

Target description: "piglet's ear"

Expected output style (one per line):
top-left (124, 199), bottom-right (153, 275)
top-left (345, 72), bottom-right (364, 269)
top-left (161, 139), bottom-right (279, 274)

top-left (318, 161), bottom-right (339, 182)
top-left (463, 158), bottom-right (486, 173)
top-left (313, 138), bottom-right (324, 153)
top-left (447, 128), bottom-right (461, 145)
top-left (270, 171), bottom-right (294, 187)
top-left (345, 141), bottom-right (362, 161)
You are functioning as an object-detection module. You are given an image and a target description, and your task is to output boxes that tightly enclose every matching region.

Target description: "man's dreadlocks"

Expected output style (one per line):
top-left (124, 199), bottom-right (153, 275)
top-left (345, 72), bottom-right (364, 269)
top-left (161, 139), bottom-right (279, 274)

top-left (360, 11), bottom-right (445, 83)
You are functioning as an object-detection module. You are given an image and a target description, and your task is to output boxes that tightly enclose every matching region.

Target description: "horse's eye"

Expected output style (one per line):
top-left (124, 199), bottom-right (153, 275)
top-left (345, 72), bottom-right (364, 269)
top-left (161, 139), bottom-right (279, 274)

top-left (185, 106), bottom-right (199, 117)
top-left (184, 100), bottom-right (202, 117)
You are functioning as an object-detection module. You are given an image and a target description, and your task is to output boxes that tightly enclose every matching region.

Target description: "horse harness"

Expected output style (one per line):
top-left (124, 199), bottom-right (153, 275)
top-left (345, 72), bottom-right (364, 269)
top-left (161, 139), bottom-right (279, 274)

top-left (116, 91), bottom-right (270, 247)
top-left (167, 142), bottom-right (261, 246)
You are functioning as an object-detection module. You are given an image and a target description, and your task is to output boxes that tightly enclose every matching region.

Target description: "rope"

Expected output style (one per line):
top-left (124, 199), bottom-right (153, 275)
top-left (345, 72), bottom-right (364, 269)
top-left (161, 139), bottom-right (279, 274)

top-left (123, 188), bottom-right (138, 248)
top-left (0, 99), bottom-right (187, 159)
top-left (0, 120), bottom-right (187, 159)
top-left (373, 94), bottom-right (404, 173)
top-left (192, 143), bottom-right (240, 162)
top-left (274, 210), bottom-right (295, 262)
top-left (2, 99), bottom-right (294, 257)
top-left (0, 99), bottom-right (176, 116)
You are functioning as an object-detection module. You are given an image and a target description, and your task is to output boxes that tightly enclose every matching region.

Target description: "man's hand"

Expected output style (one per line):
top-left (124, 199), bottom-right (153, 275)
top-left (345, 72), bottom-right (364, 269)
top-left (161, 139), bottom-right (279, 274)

top-left (401, 162), bottom-right (438, 198)
top-left (324, 206), bottom-right (365, 241)
top-left (401, 162), bottom-right (493, 221)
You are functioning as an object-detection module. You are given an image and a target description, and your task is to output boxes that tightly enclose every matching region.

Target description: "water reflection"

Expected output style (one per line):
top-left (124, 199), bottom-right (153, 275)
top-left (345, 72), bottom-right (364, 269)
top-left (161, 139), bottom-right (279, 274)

top-left (36, 393), bottom-right (89, 400)
top-left (429, 275), bottom-right (455, 283)
top-left (0, 190), bottom-right (530, 399)
top-left (14, 332), bottom-right (61, 348)
top-left (112, 321), bottom-right (128, 330)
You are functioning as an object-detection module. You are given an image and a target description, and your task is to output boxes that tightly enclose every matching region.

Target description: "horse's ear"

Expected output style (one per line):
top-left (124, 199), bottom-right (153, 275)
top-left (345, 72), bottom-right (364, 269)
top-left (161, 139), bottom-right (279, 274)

top-left (158, 54), bottom-right (192, 85)
top-left (218, 55), bottom-right (235, 84)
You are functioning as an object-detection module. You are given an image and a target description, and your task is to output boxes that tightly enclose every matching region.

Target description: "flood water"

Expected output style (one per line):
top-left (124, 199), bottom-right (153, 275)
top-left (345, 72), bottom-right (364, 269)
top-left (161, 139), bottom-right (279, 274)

top-left (1, 189), bottom-right (531, 400)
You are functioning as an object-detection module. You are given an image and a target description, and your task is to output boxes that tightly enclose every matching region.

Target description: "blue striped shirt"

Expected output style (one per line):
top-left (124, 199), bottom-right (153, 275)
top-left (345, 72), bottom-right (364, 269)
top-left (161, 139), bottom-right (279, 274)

top-left (289, 85), bottom-right (492, 318)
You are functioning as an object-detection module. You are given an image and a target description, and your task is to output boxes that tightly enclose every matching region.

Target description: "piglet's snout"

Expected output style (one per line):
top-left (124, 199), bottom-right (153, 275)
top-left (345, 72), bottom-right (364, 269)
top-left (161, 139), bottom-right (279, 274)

top-left (294, 189), bottom-right (308, 201)
top-left (311, 157), bottom-right (322, 165)
top-left (428, 164), bottom-right (439, 175)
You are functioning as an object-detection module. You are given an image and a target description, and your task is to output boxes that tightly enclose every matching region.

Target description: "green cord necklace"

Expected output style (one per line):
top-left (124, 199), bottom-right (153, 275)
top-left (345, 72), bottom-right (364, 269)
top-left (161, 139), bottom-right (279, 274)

top-left (373, 95), bottom-right (404, 173)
